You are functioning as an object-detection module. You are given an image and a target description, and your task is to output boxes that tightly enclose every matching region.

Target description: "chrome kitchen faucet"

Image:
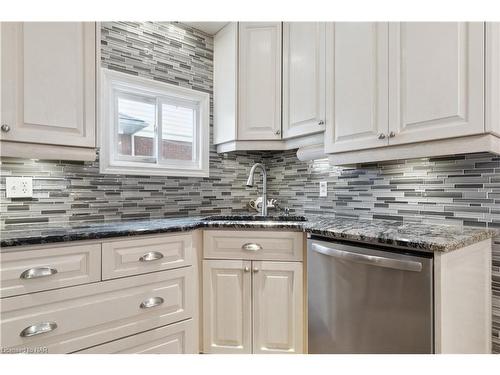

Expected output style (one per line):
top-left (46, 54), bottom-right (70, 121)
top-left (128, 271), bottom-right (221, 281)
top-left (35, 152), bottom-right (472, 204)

top-left (246, 163), bottom-right (267, 216)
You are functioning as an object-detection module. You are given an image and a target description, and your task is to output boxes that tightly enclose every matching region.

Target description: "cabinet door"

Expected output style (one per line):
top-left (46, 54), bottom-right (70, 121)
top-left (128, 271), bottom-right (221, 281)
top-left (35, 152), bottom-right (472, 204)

top-left (252, 261), bottom-right (303, 354)
top-left (325, 22), bottom-right (389, 153)
top-left (486, 22), bottom-right (500, 137)
top-left (388, 22), bottom-right (484, 145)
top-left (214, 22), bottom-right (237, 145)
top-left (203, 259), bottom-right (252, 354)
top-left (238, 22), bottom-right (282, 140)
top-left (1, 22), bottom-right (96, 147)
top-left (283, 22), bottom-right (326, 139)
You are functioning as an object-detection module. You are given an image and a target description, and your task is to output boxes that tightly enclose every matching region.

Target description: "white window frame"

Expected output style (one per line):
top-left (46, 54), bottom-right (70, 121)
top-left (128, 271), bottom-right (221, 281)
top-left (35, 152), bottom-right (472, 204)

top-left (100, 69), bottom-right (210, 177)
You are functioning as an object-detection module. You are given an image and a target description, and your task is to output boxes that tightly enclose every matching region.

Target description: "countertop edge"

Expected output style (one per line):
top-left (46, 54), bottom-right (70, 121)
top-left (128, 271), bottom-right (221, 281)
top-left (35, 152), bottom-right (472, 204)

top-left (1, 217), bottom-right (497, 253)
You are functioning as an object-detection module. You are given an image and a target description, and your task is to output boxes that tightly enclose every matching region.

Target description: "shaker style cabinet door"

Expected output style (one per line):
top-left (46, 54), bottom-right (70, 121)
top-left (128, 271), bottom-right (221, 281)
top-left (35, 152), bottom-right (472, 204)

top-left (282, 22), bottom-right (326, 139)
top-left (388, 22), bottom-right (484, 145)
top-left (324, 22), bottom-right (389, 153)
top-left (486, 22), bottom-right (500, 137)
top-left (238, 22), bottom-right (282, 140)
top-left (252, 261), bottom-right (304, 354)
top-left (202, 259), bottom-right (252, 354)
top-left (1, 22), bottom-right (96, 147)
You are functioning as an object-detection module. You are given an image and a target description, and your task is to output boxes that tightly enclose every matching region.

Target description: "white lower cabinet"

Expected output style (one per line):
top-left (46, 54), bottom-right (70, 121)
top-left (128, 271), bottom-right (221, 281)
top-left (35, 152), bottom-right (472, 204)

top-left (0, 232), bottom-right (200, 354)
top-left (76, 319), bottom-right (196, 354)
top-left (202, 259), bottom-right (252, 354)
top-left (0, 267), bottom-right (193, 354)
top-left (203, 258), bottom-right (304, 354)
top-left (252, 261), bottom-right (303, 354)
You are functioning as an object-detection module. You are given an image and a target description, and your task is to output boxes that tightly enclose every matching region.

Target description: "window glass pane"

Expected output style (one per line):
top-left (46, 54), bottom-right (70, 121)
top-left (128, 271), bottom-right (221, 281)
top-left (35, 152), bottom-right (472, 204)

top-left (161, 103), bottom-right (195, 161)
top-left (117, 97), bottom-right (156, 158)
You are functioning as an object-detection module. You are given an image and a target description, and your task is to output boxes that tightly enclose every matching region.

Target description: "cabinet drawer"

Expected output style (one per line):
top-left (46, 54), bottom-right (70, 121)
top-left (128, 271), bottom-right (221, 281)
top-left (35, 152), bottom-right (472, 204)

top-left (0, 267), bottom-right (193, 353)
top-left (203, 230), bottom-right (303, 261)
top-left (76, 319), bottom-right (196, 354)
top-left (102, 233), bottom-right (193, 280)
top-left (0, 244), bottom-right (101, 298)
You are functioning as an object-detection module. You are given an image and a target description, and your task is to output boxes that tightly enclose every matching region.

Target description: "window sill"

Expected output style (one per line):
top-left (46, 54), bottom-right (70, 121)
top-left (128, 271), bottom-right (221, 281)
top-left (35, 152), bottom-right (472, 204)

top-left (99, 162), bottom-right (209, 177)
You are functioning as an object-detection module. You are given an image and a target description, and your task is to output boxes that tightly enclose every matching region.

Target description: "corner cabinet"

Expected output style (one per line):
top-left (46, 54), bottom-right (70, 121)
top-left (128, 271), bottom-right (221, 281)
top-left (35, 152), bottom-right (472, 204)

top-left (0, 22), bottom-right (97, 161)
top-left (282, 22), bottom-right (326, 139)
top-left (214, 22), bottom-right (282, 148)
top-left (202, 230), bottom-right (305, 354)
top-left (325, 22), bottom-right (500, 165)
top-left (214, 22), bottom-right (326, 154)
top-left (202, 260), bottom-right (252, 353)
top-left (238, 22), bottom-right (282, 140)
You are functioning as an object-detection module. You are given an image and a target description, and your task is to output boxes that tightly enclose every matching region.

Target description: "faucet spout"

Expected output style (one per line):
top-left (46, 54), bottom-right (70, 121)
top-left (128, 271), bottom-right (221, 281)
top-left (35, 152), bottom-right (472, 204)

top-left (246, 163), bottom-right (267, 216)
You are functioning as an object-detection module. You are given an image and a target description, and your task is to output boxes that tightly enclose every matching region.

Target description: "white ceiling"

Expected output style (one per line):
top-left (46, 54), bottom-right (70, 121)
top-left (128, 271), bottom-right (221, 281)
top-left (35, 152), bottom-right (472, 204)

top-left (182, 22), bottom-right (228, 35)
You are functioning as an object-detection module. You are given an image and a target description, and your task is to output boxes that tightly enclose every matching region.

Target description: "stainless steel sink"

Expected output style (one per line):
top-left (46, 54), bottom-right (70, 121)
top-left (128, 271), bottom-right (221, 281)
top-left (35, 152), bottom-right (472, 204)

top-left (202, 215), bottom-right (307, 222)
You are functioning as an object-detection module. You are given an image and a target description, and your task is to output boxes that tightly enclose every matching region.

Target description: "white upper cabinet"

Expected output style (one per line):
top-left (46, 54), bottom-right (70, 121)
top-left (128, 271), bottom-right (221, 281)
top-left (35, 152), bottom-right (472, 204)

top-left (283, 22), bottom-right (326, 139)
top-left (214, 22), bottom-right (328, 152)
top-left (1, 22), bottom-right (96, 148)
top-left (213, 22), bottom-right (237, 145)
top-left (325, 22), bottom-right (389, 153)
top-left (388, 22), bottom-right (484, 145)
top-left (238, 22), bottom-right (282, 140)
top-left (486, 23), bottom-right (500, 137)
top-left (325, 22), bottom-right (497, 163)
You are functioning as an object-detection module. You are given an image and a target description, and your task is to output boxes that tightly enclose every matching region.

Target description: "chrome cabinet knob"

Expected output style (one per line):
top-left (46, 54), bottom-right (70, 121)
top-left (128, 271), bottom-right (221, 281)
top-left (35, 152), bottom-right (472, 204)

top-left (318, 120), bottom-right (325, 126)
top-left (389, 131), bottom-right (396, 138)
top-left (274, 130), bottom-right (281, 135)
top-left (252, 268), bottom-right (259, 273)
top-left (1, 124), bottom-right (11, 132)
top-left (378, 133), bottom-right (386, 140)
top-left (244, 266), bottom-right (250, 273)
top-left (20, 322), bottom-right (58, 337)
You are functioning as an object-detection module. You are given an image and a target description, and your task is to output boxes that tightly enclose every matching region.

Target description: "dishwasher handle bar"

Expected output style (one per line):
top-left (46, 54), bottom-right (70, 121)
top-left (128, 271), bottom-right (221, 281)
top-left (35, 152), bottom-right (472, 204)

top-left (310, 242), bottom-right (423, 272)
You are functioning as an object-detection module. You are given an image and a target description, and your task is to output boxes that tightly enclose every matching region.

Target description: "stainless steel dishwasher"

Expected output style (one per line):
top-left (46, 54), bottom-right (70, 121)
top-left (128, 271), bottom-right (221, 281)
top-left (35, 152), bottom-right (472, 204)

top-left (308, 237), bottom-right (434, 354)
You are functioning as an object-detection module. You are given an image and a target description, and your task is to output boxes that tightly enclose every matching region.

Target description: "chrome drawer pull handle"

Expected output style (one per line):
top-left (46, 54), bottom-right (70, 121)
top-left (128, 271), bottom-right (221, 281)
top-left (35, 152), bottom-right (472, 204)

top-left (139, 251), bottom-right (164, 262)
top-left (20, 322), bottom-right (58, 337)
top-left (140, 296), bottom-right (165, 309)
top-left (241, 243), bottom-right (263, 252)
top-left (20, 267), bottom-right (58, 279)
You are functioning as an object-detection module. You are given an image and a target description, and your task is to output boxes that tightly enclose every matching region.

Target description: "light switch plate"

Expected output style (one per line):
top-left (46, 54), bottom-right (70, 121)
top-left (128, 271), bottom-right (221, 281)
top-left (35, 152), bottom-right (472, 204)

top-left (5, 177), bottom-right (33, 198)
top-left (319, 181), bottom-right (328, 197)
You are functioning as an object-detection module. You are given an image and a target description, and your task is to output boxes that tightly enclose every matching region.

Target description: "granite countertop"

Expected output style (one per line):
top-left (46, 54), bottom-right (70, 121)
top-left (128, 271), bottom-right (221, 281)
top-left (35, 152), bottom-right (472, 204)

top-left (0, 214), bottom-right (497, 253)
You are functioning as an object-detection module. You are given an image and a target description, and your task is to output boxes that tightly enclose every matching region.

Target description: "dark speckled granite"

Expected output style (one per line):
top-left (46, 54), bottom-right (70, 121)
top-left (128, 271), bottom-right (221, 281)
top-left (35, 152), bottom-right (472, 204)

top-left (0, 215), bottom-right (496, 253)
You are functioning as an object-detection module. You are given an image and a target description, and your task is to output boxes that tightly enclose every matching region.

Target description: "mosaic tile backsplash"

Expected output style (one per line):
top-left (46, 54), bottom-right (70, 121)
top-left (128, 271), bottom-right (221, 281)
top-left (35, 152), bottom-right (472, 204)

top-left (0, 21), bottom-right (499, 353)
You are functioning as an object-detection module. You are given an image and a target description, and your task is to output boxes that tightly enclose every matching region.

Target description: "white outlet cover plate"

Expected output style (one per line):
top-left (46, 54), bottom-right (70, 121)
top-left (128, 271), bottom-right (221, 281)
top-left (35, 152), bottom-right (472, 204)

top-left (5, 177), bottom-right (33, 198)
top-left (319, 181), bottom-right (328, 197)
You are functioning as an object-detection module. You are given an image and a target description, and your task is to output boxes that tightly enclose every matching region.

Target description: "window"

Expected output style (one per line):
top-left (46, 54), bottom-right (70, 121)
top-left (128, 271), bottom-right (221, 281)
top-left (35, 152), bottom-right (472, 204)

top-left (100, 69), bottom-right (209, 177)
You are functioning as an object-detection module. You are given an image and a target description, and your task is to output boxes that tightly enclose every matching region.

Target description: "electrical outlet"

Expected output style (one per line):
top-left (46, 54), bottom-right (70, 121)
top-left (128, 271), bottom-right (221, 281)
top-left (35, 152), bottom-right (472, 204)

top-left (5, 177), bottom-right (33, 198)
top-left (319, 181), bottom-right (328, 197)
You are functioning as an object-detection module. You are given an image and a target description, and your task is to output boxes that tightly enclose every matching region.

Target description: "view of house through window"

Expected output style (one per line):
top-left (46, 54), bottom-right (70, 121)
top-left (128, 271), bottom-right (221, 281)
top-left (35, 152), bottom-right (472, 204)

top-left (161, 103), bottom-right (195, 161)
top-left (116, 95), bottom-right (197, 163)
top-left (117, 96), bottom-right (156, 159)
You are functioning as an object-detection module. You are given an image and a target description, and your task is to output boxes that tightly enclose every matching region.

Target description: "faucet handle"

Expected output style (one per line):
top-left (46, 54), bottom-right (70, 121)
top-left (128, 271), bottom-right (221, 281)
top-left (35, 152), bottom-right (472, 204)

top-left (268, 198), bottom-right (278, 208)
